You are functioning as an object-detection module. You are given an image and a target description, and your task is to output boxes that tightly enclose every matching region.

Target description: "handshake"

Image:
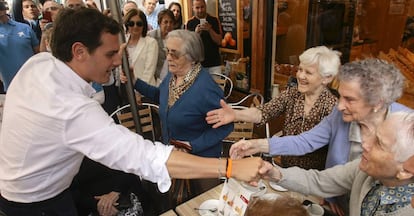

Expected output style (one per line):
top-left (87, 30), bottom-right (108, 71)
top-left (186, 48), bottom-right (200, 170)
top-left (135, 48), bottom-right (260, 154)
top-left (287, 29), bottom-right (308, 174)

top-left (223, 138), bottom-right (281, 185)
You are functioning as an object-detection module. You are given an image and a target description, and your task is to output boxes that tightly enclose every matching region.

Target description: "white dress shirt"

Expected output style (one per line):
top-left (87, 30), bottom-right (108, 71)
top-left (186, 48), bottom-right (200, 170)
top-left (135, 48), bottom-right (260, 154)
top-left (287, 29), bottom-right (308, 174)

top-left (0, 53), bottom-right (173, 203)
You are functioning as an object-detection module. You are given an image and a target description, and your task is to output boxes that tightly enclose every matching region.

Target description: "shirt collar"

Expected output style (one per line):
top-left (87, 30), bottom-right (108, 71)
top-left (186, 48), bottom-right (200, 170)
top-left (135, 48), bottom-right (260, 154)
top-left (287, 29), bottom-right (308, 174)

top-left (52, 54), bottom-right (96, 98)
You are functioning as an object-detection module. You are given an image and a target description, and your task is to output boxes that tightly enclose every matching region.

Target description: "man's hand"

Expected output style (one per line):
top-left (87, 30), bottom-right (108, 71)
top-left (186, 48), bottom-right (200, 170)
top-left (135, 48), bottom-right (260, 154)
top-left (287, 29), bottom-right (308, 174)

top-left (206, 99), bottom-right (235, 128)
top-left (231, 157), bottom-right (264, 183)
top-left (94, 191), bottom-right (120, 216)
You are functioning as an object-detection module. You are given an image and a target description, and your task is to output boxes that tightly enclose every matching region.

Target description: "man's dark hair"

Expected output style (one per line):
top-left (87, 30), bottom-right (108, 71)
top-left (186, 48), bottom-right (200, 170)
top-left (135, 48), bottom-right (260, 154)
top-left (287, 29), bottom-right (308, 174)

top-left (51, 8), bottom-right (121, 62)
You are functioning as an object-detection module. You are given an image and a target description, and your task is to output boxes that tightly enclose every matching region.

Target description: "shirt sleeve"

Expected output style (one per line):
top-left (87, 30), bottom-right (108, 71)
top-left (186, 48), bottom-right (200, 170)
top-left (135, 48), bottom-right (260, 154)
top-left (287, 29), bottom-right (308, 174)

top-left (135, 78), bottom-right (160, 103)
top-left (268, 107), bottom-right (337, 155)
top-left (278, 159), bottom-right (359, 198)
top-left (64, 101), bottom-right (173, 192)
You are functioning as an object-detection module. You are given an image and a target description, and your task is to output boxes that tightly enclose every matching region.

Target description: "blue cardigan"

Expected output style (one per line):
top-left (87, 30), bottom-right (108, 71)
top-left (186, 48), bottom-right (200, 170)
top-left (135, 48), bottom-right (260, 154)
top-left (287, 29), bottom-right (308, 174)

top-left (269, 103), bottom-right (411, 168)
top-left (135, 69), bottom-right (233, 157)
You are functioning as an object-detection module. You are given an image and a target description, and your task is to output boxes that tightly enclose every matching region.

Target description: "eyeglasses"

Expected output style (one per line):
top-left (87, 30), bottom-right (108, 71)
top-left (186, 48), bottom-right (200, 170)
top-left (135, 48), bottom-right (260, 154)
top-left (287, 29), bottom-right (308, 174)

top-left (164, 48), bottom-right (185, 59)
top-left (126, 21), bottom-right (144, 27)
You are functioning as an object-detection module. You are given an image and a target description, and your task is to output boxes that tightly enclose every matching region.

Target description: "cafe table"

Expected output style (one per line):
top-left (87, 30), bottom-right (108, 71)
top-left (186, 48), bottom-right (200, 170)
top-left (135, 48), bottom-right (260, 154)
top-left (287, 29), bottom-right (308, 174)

top-left (175, 180), bottom-right (323, 216)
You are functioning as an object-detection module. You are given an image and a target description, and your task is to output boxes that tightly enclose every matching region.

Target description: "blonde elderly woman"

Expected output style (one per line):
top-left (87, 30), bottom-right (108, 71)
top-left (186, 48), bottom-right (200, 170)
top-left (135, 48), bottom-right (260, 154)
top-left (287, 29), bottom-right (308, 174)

top-left (207, 46), bottom-right (341, 170)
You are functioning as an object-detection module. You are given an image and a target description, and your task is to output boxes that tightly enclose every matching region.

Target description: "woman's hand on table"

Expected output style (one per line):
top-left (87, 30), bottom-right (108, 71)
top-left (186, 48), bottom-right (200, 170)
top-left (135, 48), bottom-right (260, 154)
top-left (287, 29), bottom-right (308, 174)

top-left (230, 139), bottom-right (269, 159)
top-left (94, 191), bottom-right (120, 216)
top-left (206, 99), bottom-right (235, 128)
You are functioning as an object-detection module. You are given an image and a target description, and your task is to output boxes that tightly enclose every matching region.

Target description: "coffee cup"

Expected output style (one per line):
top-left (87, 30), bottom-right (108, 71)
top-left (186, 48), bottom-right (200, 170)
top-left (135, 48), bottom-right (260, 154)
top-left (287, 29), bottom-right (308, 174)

top-left (306, 204), bottom-right (324, 216)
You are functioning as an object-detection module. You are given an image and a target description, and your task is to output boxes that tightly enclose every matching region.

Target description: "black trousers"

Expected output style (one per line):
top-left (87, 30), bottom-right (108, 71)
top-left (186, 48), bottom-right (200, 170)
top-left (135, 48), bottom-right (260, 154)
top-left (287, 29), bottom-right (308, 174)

top-left (0, 189), bottom-right (77, 216)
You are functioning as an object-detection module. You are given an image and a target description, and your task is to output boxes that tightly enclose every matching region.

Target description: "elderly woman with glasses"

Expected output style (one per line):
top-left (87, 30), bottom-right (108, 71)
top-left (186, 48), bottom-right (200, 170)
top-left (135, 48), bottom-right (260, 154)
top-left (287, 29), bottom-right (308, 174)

top-left (123, 8), bottom-right (158, 86)
top-left (121, 29), bottom-right (233, 204)
top-left (126, 29), bottom-right (233, 158)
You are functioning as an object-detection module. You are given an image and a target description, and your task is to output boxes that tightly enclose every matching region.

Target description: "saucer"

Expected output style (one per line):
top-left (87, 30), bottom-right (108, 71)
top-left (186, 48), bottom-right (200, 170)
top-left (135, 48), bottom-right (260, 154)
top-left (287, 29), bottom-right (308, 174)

top-left (198, 199), bottom-right (219, 216)
top-left (269, 181), bottom-right (288, 192)
top-left (240, 180), bottom-right (267, 197)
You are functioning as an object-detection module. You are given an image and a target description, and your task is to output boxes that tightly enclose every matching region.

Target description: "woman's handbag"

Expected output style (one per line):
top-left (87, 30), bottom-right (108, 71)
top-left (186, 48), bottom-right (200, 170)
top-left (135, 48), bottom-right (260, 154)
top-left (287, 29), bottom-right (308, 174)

top-left (169, 178), bottom-right (192, 206)
top-left (169, 139), bottom-right (193, 206)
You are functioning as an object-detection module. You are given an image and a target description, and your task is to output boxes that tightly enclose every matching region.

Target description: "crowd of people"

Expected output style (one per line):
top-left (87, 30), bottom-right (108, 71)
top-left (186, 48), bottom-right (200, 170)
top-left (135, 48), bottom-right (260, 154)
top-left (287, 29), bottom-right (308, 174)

top-left (0, 1), bottom-right (414, 216)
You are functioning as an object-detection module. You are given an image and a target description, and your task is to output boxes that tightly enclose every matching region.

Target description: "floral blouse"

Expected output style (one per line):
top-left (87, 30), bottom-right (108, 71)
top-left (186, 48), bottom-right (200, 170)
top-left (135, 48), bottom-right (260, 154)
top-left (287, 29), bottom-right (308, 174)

top-left (258, 86), bottom-right (337, 170)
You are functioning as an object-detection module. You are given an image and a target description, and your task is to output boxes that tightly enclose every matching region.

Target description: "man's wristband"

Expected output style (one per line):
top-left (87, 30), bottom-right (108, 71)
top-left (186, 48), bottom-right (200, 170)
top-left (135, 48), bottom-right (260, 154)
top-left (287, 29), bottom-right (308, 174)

top-left (226, 158), bottom-right (232, 179)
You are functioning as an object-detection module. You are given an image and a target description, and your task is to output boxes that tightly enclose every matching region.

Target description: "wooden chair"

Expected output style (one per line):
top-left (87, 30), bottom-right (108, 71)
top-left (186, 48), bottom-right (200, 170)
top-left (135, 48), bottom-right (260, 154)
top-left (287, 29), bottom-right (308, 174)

top-left (109, 102), bottom-right (160, 141)
top-left (223, 93), bottom-right (264, 142)
top-left (211, 72), bottom-right (233, 99)
top-left (221, 93), bottom-right (265, 157)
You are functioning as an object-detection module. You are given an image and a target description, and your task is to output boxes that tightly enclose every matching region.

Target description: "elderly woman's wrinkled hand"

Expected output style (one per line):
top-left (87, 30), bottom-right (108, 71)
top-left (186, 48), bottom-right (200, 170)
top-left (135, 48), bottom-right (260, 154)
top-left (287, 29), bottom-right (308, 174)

top-left (258, 161), bottom-right (282, 182)
top-left (206, 99), bottom-right (235, 128)
top-left (230, 139), bottom-right (268, 159)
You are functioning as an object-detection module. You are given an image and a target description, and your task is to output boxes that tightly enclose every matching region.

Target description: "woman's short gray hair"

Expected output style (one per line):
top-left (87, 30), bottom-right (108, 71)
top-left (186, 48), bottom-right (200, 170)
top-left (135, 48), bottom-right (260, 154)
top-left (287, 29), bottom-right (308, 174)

top-left (299, 46), bottom-right (342, 77)
top-left (390, 112), bottom-right (414, 163)
top-left (166, 30), bottom-right (204, 63)
top-left (338, 58), bottom-right (404, 107)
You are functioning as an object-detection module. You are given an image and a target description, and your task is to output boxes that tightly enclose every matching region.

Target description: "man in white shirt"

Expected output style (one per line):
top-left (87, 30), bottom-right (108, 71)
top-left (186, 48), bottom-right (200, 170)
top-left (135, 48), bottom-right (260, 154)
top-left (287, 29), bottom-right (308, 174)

top-left (0, 8), bottom-right (263, 215)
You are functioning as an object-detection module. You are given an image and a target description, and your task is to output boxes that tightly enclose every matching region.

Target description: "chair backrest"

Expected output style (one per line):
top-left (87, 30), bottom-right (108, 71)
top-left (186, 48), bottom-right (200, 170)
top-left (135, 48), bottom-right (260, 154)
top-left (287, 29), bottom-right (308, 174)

top-left (224, 105), bottom-right (255, 142)
top-left (109, 103), bottom-right (160, 141)
top-left (228, 92), bottom-right (264, 107)
top-left (211, 72), bottom-right (233, 99)
top-left (224, 93), bottom-right (264, 142)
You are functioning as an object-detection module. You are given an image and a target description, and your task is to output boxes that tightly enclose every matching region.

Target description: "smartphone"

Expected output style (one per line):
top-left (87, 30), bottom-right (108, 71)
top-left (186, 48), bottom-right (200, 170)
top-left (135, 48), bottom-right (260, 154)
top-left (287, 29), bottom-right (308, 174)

top-left (42, 11), bottom-right (52, 22)
top-left (200, 18), bottom-right (207, 25)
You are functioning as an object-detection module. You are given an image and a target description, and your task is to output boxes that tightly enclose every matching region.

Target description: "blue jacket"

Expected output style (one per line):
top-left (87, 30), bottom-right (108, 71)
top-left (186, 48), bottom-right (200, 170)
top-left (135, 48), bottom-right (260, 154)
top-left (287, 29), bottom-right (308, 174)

top-left (135, 68), bottom-right (233, 157)
top-left (269, 103), bottom-right (411, 168)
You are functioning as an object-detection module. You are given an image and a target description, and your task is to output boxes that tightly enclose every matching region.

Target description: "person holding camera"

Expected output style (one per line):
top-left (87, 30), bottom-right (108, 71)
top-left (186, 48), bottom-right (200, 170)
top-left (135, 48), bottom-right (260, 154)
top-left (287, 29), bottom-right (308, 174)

top-left (186, 0), bottom-right (222, 74)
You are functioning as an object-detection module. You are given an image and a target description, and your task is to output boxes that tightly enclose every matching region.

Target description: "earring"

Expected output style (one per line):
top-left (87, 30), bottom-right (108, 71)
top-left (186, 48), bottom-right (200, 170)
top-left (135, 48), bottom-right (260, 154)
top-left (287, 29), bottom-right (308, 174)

top-left (373, 109), bottom-right (378, 113)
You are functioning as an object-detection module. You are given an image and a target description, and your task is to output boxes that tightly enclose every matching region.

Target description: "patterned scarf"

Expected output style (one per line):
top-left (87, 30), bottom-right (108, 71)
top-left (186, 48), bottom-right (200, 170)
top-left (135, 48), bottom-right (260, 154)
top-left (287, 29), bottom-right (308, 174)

top-left (361, 181), bottom-right (414, 216)
top-left (168, 63), bottom-right (202, 107)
